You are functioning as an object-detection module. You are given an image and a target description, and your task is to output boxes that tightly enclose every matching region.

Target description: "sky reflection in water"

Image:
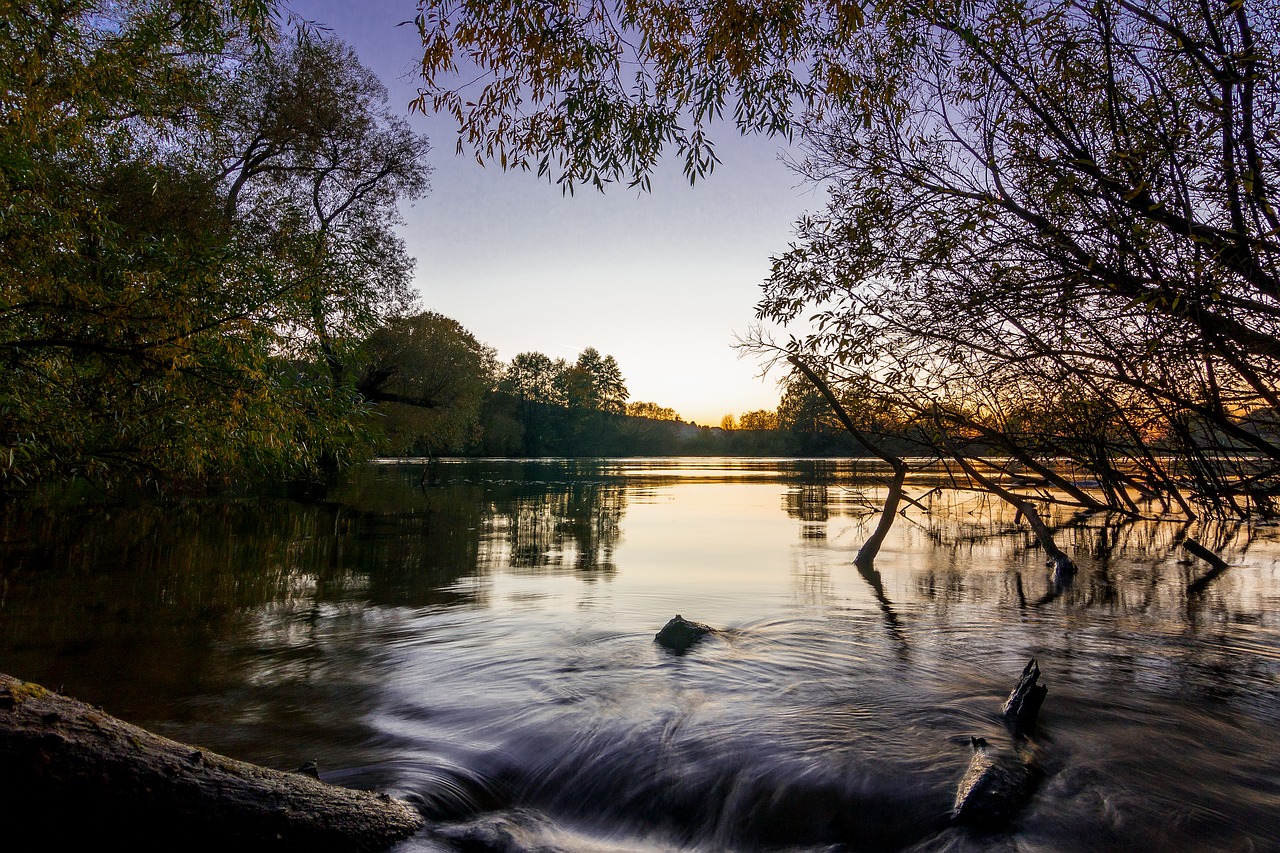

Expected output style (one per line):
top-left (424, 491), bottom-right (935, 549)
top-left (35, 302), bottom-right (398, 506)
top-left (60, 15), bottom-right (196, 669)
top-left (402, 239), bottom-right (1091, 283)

top-left (1, 458), bottom-right (1278, 852)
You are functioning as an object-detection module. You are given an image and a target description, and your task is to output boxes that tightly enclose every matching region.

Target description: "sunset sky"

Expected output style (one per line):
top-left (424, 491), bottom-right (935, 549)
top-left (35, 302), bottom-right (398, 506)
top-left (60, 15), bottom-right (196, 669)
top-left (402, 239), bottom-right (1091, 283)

top-left (288, 1), bottom-right (819, 425)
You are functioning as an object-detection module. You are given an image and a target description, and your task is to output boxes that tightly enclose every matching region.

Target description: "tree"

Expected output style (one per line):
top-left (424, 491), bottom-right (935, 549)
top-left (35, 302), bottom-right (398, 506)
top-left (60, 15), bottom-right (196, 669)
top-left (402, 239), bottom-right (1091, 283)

top-left (775, 370), bottom-right (834, 436)
top-left (357, 312), bottom-right (498, 455)
top-left (210, 33), bottom-right (431, 388)
top-left (0, 5), bottom-right (431, 491)
top-left (627, 401), bottom-right (681, 421)
top-left (0, 1), bottom-right (316, 490)
top-left (738, 410), bottom-right (779, 431)
top-left (411, 0), bottom-right (848, 191)
top-left (414, 0), bottom-right (1280, 515)
top-left (566, 347), bottom-right (629, 413)
top-left (720, 414), bottom-right (738, 431)
top-left (501, 352), bottom-right (567, 405)
top-left (752, 0), bottom-right (1280, 514)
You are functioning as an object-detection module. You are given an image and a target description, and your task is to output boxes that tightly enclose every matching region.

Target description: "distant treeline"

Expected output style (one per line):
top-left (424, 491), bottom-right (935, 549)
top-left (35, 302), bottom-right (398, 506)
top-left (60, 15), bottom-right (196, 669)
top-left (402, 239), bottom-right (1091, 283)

top-left (388, 394), bottom-right (916, 459)
top-left (375, 339), bottom-right (914, 458)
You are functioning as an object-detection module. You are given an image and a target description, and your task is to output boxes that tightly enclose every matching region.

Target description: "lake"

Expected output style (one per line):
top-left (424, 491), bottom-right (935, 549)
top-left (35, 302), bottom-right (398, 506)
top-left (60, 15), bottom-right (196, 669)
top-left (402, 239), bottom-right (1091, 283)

top-left (1, 458), bottom-right (1278, 852)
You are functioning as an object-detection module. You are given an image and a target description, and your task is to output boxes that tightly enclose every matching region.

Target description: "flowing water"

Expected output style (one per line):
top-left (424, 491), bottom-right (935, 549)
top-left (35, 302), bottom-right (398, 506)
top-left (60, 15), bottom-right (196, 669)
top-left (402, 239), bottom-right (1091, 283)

top-left (1, 458), bottom-right (1278, 852)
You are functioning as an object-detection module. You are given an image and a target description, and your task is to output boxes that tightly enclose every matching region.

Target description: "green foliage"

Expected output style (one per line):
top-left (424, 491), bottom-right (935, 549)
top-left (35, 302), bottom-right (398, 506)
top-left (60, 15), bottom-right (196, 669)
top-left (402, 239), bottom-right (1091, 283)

top-left (357, 312), bottom-right (498, 455)
top-left (498, 347), bottom-right (629, 414)
top-left (411, 0), bottom-right (859, 191)
top-left (208, 34), bottom-right (430, 378)
top-left (501, 352), bottom-right (568, 405)
top-left (567, 347), bottom-right (629, 414)
top-left (1, 3), bottom-right (430, 492)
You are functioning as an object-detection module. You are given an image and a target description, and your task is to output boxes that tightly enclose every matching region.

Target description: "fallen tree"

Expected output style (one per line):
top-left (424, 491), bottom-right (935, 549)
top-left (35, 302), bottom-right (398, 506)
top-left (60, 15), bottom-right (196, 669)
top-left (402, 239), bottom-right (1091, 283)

top-left (0, 672), bottom-right (424, 851)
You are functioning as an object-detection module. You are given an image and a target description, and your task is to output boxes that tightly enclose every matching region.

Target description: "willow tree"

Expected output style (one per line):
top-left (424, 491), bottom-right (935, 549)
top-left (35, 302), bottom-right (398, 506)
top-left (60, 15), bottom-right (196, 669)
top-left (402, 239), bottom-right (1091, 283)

top-left (754, 0), bottom-right (1280, 517)
top-left (413, 0), bottom-right (1280, 516)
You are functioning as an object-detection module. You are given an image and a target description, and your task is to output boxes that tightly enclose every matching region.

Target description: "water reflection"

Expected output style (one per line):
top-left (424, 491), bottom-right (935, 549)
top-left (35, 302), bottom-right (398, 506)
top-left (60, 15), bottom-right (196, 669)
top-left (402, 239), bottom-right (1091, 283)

top-left (1, 459), bottom-right (1278, 853)
top-left (487, 483), bottom-right (623, 575)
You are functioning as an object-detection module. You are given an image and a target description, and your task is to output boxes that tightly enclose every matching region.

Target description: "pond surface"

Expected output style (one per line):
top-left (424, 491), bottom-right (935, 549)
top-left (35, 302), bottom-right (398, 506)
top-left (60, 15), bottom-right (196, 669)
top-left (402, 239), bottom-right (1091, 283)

top-left (2, 458), bottom-right (1278, 852)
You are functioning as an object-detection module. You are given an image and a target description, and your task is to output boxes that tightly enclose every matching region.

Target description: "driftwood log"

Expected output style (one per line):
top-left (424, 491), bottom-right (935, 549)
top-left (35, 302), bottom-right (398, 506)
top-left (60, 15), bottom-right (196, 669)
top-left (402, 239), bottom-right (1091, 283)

top-left (952, 659), bottom-right (1047, 829)
top-left (951, 735), bottom-right (1038, 828)
top-left (0, 672), bottom-right (423, 851)
top-left (1001, 658), bottom-right (1048, 738)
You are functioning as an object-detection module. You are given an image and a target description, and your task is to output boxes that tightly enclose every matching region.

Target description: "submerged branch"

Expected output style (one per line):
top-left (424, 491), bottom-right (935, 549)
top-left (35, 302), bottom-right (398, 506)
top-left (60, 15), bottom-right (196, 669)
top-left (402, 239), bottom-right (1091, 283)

top-left (1183, 538), bottom-right (1233, 594)
top-left (944, 440), bottom-right (1077, 574)
top-left (787, 356), bottom-right (909, 568)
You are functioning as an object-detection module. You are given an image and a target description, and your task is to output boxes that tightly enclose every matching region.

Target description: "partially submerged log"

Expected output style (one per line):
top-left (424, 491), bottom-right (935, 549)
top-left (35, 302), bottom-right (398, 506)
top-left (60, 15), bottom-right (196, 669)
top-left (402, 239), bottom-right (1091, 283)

top-left (0, 672), bottom-right (423, 851)
top-left (951, 736), bottom-right (1039, 829)
top-left (951, 659), bottom-right (1047, 829)
top-left (1000, 658), bottom-right (1047, 738)
top-left (1183, 538), bottom-right (1232, 594)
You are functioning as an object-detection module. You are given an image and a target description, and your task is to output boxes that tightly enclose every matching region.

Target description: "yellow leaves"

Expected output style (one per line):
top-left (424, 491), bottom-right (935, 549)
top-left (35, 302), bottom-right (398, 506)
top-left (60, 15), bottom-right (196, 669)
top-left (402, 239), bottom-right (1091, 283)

top-left (833, 1), bottom-right (867, 34)
top-left (1122, 181), bottom-right (1147, 202)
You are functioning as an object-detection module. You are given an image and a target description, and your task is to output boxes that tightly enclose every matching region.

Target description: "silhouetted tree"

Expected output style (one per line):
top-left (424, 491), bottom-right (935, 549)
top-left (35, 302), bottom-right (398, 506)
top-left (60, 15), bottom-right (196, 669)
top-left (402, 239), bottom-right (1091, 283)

top-left (738, 410), bottom-right (779, 431)
top-left (568, 347), bottom-right (629, 414)
top-left (412, 0), bottom-right (1280, 515)
top-left (627, 401), bottom-right (681, 421)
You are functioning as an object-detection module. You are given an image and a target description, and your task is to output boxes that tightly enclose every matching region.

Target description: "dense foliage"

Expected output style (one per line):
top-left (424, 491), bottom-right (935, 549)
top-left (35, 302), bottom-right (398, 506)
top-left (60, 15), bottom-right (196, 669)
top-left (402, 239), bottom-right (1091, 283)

top-left (1, 2), bottom-right (429, 491)
top-left (358, 312), bottom-right (498, 456)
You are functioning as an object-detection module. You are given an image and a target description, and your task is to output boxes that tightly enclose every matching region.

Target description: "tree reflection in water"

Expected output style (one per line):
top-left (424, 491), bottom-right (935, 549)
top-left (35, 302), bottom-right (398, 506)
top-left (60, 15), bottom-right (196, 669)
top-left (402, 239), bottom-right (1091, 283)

top-left (1, 459), bottom-right (1278, 853)
top-left (487, 482), bottom-right (623, 575)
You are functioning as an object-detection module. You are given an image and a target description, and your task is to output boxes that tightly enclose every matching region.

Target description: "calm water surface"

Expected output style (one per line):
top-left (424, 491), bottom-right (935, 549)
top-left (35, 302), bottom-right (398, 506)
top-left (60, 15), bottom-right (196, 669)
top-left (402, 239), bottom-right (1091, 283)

top-left (2, 458), bottom-right (1278, 852)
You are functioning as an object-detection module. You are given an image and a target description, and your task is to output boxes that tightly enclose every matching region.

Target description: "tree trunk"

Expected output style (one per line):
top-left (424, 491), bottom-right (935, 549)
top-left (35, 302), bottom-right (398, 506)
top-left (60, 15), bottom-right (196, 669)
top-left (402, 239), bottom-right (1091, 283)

top-left (945, 445), bottom-right (1076, 574)
top-left (856, 462), bottom-right (907, 570)
top-left (0, 672), bottom-right (423, 851)
top-left (1183, 537), bottom-right (1232, 594)
top-left (787, 356), bottom-right (909, 568)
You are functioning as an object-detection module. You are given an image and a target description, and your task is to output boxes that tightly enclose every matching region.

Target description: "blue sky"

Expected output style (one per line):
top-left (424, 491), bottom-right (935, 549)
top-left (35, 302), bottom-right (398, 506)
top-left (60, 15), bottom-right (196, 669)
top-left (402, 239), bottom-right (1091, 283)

top-left (288, 1), bottom-right (819, 424)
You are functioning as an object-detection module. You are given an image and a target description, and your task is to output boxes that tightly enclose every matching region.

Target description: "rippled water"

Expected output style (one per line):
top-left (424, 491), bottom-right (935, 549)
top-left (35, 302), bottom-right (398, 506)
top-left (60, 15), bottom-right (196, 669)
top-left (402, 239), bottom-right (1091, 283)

top-left (2, 458), bottom-right (1278, 852)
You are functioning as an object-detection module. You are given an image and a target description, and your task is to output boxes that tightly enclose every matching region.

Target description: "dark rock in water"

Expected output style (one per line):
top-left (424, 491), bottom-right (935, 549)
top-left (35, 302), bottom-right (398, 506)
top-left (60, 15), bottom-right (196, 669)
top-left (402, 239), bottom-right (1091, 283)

top-left (432, 809), bottom-right (566, 853)
top-left (951, 737), bottom-right (1038, 829)
top-left (654, 614), bottom-right (713, 652)
top-left (1001, 658), bottom-right (1047, 737)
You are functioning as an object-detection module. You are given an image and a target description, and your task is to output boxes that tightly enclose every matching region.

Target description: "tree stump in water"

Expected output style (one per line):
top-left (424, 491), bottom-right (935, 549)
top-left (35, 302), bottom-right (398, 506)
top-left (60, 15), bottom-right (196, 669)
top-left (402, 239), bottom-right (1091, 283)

top-left (1001, 658), bottom-right (1048, 737)
top-left (952, 659), bottom-right (1047, 829)
top-left (0, 672), bottom-right (423, 851)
